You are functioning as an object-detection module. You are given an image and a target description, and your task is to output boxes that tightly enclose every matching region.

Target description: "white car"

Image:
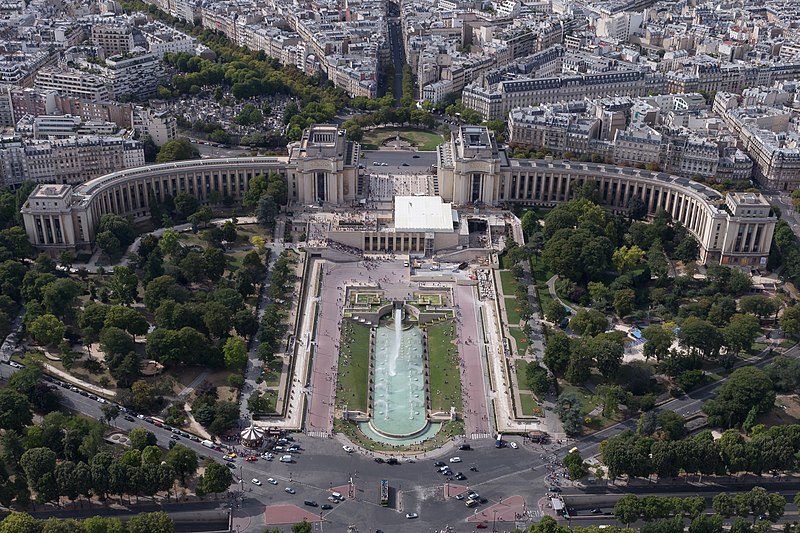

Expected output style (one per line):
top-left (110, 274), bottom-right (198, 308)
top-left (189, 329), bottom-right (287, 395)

top-left (342, 445), bottom-right (354, 453)
top-left (449, 457), bottom-right (462, 463)
top-left (406, 513), bottom-right (419, 519)
top-left (267, 478), bottom-right (278, 485)
top-left (251, 479), bottom-right (262, 486)
top-left (285, 487), bottom-right (296, 494)
top-left (510, 442), bottom-right (519, 449)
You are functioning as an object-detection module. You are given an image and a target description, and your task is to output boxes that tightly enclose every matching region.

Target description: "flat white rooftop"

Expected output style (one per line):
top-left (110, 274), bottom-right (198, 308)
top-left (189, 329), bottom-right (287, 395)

top-left (394, 195), bottom-right (454, 233)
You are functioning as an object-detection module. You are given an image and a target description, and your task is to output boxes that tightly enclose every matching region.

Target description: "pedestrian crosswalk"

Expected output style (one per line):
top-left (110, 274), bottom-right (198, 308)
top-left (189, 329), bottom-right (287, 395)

top-left (470, 432), bottom-right (492, 439)
top-left (306, 431), bottom-right (329, 438)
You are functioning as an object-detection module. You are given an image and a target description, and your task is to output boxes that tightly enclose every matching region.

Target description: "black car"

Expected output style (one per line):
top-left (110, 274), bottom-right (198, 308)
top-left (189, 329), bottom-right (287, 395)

top-left (321, 504), bottom-right (333, 510)
top-left (170, 435), bottom-right (180, 441)
top-left (304, 500), bottom-right (318, 507)
top-left (123, 415), bottom-right (134, 422)
top-left (387, 457), bottom-right (398, 465)
top-left (549, 487), bottom-right (562, 493)
top-left (455, 473), bottom-right (466, 480)
top-left (591, 509), bottom-right (602, 514)
top-left (434, 461), bottom-right (446, 467)
top-left (374, 457), bottom-right (385, 463)
top-left (459, 444), bottom-right (471, 451)
top-left (225, 463), bottom-right (235, 469)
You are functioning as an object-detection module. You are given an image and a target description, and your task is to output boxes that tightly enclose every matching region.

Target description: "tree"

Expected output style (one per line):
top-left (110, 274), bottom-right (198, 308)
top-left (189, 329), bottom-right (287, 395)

top-left (613, 288), bottom-right (636, 318)
top-left (202, 247), bottom-right (226, 282)
top-left (563, 450), bottom-right (588, 479)
top-left (544, 300), bottom-right (567, 324)
top-left (256, 195), bottom-right (278, 229)
top-left (198, 461), bottom-right (233, 494)
top-left (101, 403), bottom-right (120, 426)
top-left (615, 495), bottom-right (641, 526)
top-left (642, 325), bottom-right (674, 361)
top-left (689, 514), bottom-right (723, 533)
top-left (637, 411), bottom-right (658, 436)
top-left (129, 427), bottom-right (157, 450)
top-left (703, 367), bottom-right (775, 428)
top-left (174, 193), bottom-right (199, 220)
top-left (203, 301), bottom-right (232, 339)
top-left (0, 513), bottom-right (39, 533)
top-left (543, 331), bottom-right (571, 375)
top-left (593, 336), bottom-right (624, 379)
top-left (107, 266), bottom-right (138, 305)
top-left (723, 314), bottom-right (761, 356)
top-left (613, 245), bottom-right (645, 272)
top-left (165, 445), bottom-right (197, 485)
top-left (569, 309), bottom-right (608, 337)
top-left (587, 281), bottom-right (610, 308)
top-left (293, 521), bottom-right (313, 533)
top-left (739, 295), bottom-right (780, 320)
top-left (679, 317), bottom-right (723, 359)
top-left (155, 138), bottom-right (198, 163)
top-left (233, 310), bottom-right (258, 339)
top-left (780, 305), bottom-right (800, 338)
top-left (556, 392), bottom-right (583, 435)
top-left (0, 389), bottom-right (32, 431)
top-left (565, 344), bottom-right (593, 385)
top-left (100, 326), bottom-right (135, 358)
top-left (42, 278), bottom-right (81, 318)
top-left (20, 447), bottom-right (57, 489)
top-left (656, 411), bottom-right (686, 440)
top-left (222, 336), bottom-right (248, 369)
top-left (29, 313), bottom-right (65, 346)
top-left (96, 231), bottom-right (122, 257)
top-left (131, 380), bottom-right (159, 413)
top-left (526, 364), bottom-right (551, 395)
top-left (674, 236), bottom-right (699, 262)
top-left (127, 512), bottom-right (175, 533)
top-left (105, 306), bottom-right (149, 338)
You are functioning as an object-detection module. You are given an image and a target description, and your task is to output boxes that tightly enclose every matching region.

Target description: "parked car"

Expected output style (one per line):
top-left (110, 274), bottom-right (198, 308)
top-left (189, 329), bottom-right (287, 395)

top-left (342, 445), bottom-right (354, 453)
top-left (251, 479), bottom-right (262, 486)
top-left (267, 478), bottom-right (278, 485)
top-left (285, 487), bottom-right (296, 494)
top-left (405, 513), bottom-right (418, 519)
top-left (449, 457), bottom-right (461, 463)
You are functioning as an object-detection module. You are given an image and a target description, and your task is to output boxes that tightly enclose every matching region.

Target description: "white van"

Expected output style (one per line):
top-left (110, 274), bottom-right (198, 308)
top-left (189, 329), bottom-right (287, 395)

top-left (280, 455), bottom-right (293, 463)
top-left (331, 492), bottom-right (343, 501)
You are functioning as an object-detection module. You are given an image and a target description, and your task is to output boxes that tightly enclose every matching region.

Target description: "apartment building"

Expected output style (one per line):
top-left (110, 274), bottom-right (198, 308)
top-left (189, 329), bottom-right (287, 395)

top-left (35, 68), bottom-right (111, 102)
top-left (91, 24), bottom-right (135, 58)
top-left (131, 107), bottom-right (177, 146)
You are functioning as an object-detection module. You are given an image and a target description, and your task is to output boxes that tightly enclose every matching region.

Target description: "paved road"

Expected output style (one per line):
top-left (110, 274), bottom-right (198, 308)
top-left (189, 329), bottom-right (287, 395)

top-left (386, 3), bottom-right (405, 102)
top-left (5, 340), bottom-right (798, 532)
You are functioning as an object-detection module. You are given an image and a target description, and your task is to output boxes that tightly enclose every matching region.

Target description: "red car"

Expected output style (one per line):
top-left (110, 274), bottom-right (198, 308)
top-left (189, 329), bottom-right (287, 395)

top-left (476, 523), bottom-right (488, 529)
top-left (245, 456), bottom-right (258, 462)
top-left (153, 421), bottom-right (162, 427)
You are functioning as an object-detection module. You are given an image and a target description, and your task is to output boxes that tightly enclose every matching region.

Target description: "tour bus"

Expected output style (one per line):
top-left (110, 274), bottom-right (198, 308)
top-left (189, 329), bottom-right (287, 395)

top-left (380, 480), bottom-right (389, 506)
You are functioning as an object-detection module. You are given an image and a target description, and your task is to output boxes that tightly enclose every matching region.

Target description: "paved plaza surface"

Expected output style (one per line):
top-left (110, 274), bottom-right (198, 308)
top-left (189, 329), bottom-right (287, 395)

top-left (454, 283), bottom-right (493, 438)
top-left (306, 258), bottom-right (493, 438)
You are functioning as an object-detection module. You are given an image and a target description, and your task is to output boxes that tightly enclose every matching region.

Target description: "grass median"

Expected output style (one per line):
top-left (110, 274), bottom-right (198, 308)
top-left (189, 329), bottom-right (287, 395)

top-left (337, 320), bottom-right (371, 412)
top-left (426, 321), bottom-right (462, 413)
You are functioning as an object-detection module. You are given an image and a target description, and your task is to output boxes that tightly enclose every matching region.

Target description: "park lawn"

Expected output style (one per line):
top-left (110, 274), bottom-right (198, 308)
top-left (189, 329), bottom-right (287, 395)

top-left (361, 128), bottom-right (444, 151)
top-left (337, 321), bottom-right (371, 412)
top-left (237, 224), bottom-right (273, 242)
top-left (515, 359), bottom-right (531, 392)
top-left (519, 393), bottom-right (542, 417)
top-left (426, 321), bottom-right (462, 412)
top-left (509, 327), bottom-right (528, 354)
top-left (505, 297), bottom-right (523, 326)
top-left (780, 339), bottom-right (797, 351)
top-left (748, 341), bottom-right (769, 356)
top-left (262, 359), bottom-right (283, 385)
top-left (225, 250), bottom-right (249, 272)
top-left (499, 270), bottom-right (522, 296)
top-left (559, 383), bottom-right (601, 417)
top-left (536, 286), bottom-right (554, 312)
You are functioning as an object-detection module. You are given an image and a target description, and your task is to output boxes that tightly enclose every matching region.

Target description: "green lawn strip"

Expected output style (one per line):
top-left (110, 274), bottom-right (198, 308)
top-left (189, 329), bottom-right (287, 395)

top-left (536, 286), bottom-right (554, 311)
top-left (509, 327), bottom-right (528, 353)
top-left (337, 321), bottom-right (371, 412)
top-left (426, 321), bottom-right (462, 412)
top-left (261, 359), bottom-right (283, 385)
top-left (505, 297), bottom-right (522, 325)
top-left (519, 393), bottom-right (541, 417)
top-left (362, 128), bottom-right (444, 151)
top-left (515, 359), bottom-right (531, 392)
top-left (499, 270), bottom-right (521, 296)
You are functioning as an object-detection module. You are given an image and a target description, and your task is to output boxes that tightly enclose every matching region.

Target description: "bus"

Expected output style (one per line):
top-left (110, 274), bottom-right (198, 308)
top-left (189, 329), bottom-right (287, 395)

top-left (380, 479), bottom-right (389, 506)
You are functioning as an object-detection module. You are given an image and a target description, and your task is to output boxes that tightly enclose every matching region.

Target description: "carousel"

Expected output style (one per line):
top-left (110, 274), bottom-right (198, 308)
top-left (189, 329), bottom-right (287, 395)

top-left (239, 423), bottom-right (265, 448)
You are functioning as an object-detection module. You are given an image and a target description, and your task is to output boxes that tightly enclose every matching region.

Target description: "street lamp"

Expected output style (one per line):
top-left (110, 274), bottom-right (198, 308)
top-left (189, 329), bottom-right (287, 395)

top-left (492, 509), bottom-right (498, 533)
